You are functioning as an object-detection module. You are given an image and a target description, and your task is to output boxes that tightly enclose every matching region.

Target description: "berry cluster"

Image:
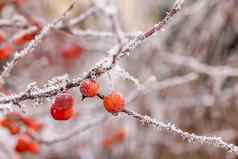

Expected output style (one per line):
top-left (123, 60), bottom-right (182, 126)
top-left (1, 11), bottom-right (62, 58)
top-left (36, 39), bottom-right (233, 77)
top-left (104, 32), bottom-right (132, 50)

top-left (15, 135), bottom-right (39, 155)
top-left (0, 112), bottom-right (43, 155)
top-left (1, 112), bottom-right (43, 134)
top-left (50, 79), bottom-right (126, 121)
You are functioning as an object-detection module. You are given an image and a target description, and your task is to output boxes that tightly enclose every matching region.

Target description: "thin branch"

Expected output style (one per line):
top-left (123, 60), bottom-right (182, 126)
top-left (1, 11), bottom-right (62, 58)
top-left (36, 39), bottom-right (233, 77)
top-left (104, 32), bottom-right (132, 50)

top-left (160, 53), bottom-right (238, 77)
top-left (126, 73), bottom-right (199, 103)
top-left (105, 3), bottom-right (126, 45)
top-left (71, 29), bottom-right (139, 39)
top-left (123, 108), bottom-right (238, 155)
top-left (31, 115), bottom-right (107, 145)
top-left (0, 18), bottom-right (28, 29)
top-left (66, 6), bottom-right (99, 28)
top-left (118, 0), bottom-right (184, 58)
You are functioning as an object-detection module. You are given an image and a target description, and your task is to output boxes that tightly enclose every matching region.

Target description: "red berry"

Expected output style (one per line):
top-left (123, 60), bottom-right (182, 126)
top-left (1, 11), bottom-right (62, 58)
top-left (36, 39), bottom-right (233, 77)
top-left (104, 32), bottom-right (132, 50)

top-left (103, 91), bottom-right (125, 113)
top-left (9, 124), bottom-right (21, 135)
top-left (0, 31), bottom-right (6, 44)
top-left (112, 129), bottom-right (126, 144)
top-left (102, 128), bottom-right (126, 150)
top-left (50, 93), bottom-right (74, 120)
top-left (14, 29), bottom-right (39, 46)
top-left (102, 137), bottom-right (113, 150)
top-left (15, 136), bottom-right (31, 153)
top-left (61, 43), bottom-right (83, 60)
top-left (15, 135), bottom-right (39, 155)
top-left (80, 79), bottom-right (99, 97)
top-left (1, 117), bottom-right (20, 135)
top-left (27, 142), bottom-right (39, 155)
top-left (0, 44), bottom-right (12, 60)
top-left (22, 117), bottom-right (43, 132)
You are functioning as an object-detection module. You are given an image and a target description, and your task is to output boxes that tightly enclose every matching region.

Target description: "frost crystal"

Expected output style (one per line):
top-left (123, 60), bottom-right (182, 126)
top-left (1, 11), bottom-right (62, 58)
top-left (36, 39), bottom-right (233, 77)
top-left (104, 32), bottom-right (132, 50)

top-left (114, 65), bottom-right (141, 88)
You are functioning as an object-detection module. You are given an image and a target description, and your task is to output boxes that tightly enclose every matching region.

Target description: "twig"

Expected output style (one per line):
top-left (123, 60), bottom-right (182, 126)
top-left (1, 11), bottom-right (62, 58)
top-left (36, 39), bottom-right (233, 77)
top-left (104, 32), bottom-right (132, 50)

top-left (0, 18), bottom-right (28, 29)
top-left (160, 53), bottom-right (238, 77)
top-left (118, 0), bottom-right (184, 58)
top-left (105, 3), bottom-right (126, 45)
top-left (71, 29), bottom-right (139, 39)
top-left (31, 115), bottom-right (107, 145)
top-left (64, 6), bottom-right (99, 28)
top-left (123, 108), bottom-right (238, 155)
top-left (126, 73), bottom-right (199, 103)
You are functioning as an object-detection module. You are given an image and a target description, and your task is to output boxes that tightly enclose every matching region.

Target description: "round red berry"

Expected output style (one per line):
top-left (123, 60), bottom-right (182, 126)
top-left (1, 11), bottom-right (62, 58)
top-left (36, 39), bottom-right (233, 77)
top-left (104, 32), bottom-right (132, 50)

top-left (103, 91), bottom-right (125, 113)
top-left (50, 93), bottom-right (74, 120)
top-left (80, 79), bottom-right (99, 97)
top-left (27, 142), bottom-right (39, 155)
top-left (22, 117), bottom-right (44, 132)
top-left (15, 135), bottom-right (39, 155)
top-left (113, 129), bottom-right (126, 144)
top-left (15, 136), bottom-right (31, 153)
top-left (0, 44), bottom-right (12, 60)
top-left (61, 43), bottom-right (83, 60)
top-left (102, 137), bottom-right (113, 150)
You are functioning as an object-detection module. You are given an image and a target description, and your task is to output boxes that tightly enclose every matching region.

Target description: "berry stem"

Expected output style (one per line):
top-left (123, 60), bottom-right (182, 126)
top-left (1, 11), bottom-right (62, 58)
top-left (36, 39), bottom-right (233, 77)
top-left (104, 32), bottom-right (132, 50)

top-left (97, 94), bottom-right (104, 100)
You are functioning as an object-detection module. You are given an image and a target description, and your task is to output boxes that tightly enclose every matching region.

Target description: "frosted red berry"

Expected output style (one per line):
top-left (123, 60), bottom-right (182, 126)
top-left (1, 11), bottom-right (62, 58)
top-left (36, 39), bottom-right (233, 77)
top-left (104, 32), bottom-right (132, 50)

top-left (61, 43), bottom-right (83, 60)
top-left (103, 91), bottom-right (125, 113)
top-left (15, 135), bottom-right (39, 155)
top-left (80, 79), bottom-right (99, 97)
top-left (14, 29), bottom-right (39, 46)
top-left (0, 44), bottom-right (12, 60)
top-left (50, 93), bottom-right (74, 120)
top-left (15, 136), bottom-right (31, 153)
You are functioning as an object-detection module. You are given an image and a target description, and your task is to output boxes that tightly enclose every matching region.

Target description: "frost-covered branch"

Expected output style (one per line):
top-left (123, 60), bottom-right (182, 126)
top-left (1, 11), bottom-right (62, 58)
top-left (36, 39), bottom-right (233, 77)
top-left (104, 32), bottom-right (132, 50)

top-left (0, 0), bottom-right (184, 106)
top-left (71, 29), bottom-right (139, 39)
top-left (123, 108), bottom-right (238, 155)
top-left (58, 6), bottom-right (99, 30)
top-left (119, 0), bottom-right (184, 58)
top-left (126, 73), bottom-right (199, 103)
top-left (160, 53), bottom-right (238, 77)
top-left (0, 18), bottom-right (28, 29)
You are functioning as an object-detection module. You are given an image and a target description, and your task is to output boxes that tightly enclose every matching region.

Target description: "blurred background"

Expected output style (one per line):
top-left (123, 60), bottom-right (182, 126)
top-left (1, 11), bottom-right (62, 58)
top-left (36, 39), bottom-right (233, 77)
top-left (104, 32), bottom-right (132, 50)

top-left (0, 0), bottom-right (238, 158)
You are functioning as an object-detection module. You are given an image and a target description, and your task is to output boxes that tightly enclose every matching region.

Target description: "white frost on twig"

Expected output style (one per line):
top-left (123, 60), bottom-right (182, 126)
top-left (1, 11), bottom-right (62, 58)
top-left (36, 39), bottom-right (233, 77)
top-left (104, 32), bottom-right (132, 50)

top-left (123, 109), bottom-right (238, 155)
